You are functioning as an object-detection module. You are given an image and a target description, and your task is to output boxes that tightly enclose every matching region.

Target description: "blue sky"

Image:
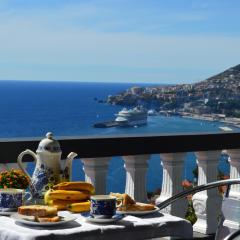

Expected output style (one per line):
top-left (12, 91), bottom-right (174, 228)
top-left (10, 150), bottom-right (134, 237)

top-left (0, 0), bottom-right (240, 84)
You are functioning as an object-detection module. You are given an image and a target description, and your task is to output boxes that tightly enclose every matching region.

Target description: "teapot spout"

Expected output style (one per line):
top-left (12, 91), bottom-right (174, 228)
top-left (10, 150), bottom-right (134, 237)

top-left (62, 152), bottom-right (78, 181)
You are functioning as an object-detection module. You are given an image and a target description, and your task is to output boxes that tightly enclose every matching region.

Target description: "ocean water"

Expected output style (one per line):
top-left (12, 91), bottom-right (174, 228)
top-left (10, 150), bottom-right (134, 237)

top-left (0, 80), bottom-right (235, 193)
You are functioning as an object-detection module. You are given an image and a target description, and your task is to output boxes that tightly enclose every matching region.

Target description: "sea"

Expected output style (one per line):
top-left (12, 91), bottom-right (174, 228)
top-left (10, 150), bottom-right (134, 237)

top-left (0, 80), bottom-right (237, 193)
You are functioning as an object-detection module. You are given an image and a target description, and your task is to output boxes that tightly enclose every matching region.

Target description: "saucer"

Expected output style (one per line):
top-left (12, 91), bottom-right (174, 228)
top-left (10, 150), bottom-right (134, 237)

top-left (0, 208), bottom-right (17, 216)
top-left (85, 214), bottom-right (124, 223)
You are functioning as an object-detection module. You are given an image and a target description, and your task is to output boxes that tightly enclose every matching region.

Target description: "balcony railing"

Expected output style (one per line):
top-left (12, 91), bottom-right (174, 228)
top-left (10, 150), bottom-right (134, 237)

top-left (1, 132), bottom-right (240, 236)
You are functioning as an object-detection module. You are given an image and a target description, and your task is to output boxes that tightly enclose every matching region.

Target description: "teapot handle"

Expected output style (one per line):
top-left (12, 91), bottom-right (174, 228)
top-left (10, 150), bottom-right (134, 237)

top-left (17, 149), bottom-right (37, 180)
top-left (64, 152), bottom-right (78, 181)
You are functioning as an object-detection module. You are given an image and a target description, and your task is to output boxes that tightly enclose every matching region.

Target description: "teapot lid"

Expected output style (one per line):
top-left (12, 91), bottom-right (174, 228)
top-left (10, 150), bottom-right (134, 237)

top-left (37, 132), bottom-right (62, 153)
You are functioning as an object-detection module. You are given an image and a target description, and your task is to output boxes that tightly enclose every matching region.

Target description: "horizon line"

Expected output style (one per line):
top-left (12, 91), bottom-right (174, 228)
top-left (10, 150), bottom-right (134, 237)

top-left (0, 79), bottom-right (194, 86)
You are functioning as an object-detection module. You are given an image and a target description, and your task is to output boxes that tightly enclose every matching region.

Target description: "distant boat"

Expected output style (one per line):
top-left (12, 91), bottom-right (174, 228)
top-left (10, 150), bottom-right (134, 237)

top-left (115, 106), bottom-right (148, 127)
top-left (219, 126), bottom-right (233, 132)
top-left (93, 106), bottom-right (148, 128)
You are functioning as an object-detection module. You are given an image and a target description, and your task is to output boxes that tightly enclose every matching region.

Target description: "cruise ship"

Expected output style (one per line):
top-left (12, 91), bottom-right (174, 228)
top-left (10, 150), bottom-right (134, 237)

top-left (115, 106), bottom-right (148, 127)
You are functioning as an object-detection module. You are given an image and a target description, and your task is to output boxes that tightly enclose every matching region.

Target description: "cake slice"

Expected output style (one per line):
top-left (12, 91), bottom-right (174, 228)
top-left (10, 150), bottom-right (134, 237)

top-left (36, 216), bottom-right (61, 223)
top-left (18, 205), bottom-right (58, 217)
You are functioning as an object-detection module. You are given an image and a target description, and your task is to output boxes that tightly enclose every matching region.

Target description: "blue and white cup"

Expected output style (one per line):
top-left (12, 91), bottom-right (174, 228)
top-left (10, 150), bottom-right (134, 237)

top-left (0, 189), bottom-right (29, 211)
top-left (90, 195), bottom-right (117, 219)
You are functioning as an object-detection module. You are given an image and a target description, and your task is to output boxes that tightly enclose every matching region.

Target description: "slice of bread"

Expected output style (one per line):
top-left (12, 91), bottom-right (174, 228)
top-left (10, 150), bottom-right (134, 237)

top-left (18, 205), bottom-right (58, 217)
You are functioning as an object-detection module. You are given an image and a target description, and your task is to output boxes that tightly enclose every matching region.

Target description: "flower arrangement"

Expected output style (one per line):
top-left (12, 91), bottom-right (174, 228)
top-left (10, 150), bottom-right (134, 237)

top-left (0, 169), bottom-right (30, 189)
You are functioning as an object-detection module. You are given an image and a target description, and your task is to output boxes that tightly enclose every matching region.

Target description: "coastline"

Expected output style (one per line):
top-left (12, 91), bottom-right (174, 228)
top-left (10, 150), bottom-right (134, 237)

top-left (179, 113), bottom-right (240, 129)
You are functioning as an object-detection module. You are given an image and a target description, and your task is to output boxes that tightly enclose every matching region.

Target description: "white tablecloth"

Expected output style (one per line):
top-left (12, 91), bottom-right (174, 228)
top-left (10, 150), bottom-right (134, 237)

top-left (0, 211), bottom-right (193, 240)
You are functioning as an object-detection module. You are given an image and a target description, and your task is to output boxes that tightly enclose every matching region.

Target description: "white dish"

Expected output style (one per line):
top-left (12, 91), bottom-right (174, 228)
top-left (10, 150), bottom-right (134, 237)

top-left (85, 214), bottom-right (124, 223)
top-left (116, 206), bottom-right (159, 215)
top-left (11, 213), bottom-right (77, 226)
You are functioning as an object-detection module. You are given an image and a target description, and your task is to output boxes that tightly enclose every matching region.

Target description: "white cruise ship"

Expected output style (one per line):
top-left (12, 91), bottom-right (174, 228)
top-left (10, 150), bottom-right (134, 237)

top-left (115, 106), bottom-right (148, 126)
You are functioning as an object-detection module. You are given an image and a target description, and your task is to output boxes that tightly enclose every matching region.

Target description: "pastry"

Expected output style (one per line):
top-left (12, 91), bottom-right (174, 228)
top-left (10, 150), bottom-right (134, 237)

top-left (110, 193), bottom-right (155, 212)
top-left (118, 202), bottom-right (155, 211)
top-left (110, 193), bottom-right (136, 205)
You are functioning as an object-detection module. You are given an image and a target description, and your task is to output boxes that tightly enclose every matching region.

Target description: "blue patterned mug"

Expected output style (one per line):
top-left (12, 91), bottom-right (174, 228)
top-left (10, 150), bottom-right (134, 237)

top-left (0, 189), bottom-right (30, 211)
top-left (90, 195), bottom-right (116, 219)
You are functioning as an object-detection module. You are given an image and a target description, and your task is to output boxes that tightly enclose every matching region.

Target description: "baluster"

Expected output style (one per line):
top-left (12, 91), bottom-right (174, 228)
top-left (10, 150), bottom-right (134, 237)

top-left (220, 149), bottom-right (240, 234)
top-left (227, 149), bottom-right (240, 198)
top-left (123, 154), bottom-right (150, 203)
top-left (155, 152), bottom-right (187, 218)
top-left (6, 163), bottom-right (27, 170)
top-left (192, 150), bottom-right (222, 234)
top-left (81, 157), bottom-right (111, 194)
top-left (0, 164), bottom-right (7, 172)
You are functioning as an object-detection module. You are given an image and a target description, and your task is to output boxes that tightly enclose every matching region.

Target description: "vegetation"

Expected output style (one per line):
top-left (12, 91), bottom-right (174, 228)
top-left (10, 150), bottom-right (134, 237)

top-left (185, 200), bottom-right (197, 224)
top-left (0, 169), bottom-right (29, 189)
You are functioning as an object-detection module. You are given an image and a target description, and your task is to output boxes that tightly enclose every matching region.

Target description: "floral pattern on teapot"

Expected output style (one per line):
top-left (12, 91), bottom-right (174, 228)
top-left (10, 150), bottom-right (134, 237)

top-left (30, 164), bottom-right (59, 199)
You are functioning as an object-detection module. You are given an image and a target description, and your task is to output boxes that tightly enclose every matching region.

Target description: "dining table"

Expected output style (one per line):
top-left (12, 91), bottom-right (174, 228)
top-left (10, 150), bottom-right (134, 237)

top-left (0, 210), bottom-right (193, 240)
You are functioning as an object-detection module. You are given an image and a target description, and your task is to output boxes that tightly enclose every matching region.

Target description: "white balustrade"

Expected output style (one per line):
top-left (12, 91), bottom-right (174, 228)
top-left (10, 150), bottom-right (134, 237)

top-left (155, 152), bottom-right (187, 218)
top-left (0, 143), bottom-right (235, 238)
top-left (0, 163), bottom-right (27, 172)
top-left (123, 155), bottom-right (150, 203)
top-left (81, 157), bottom-right (111, 194)
top-left (1, 136), bottom-right (240, 240)
top-left (192, 151), bottom-right (222, 234)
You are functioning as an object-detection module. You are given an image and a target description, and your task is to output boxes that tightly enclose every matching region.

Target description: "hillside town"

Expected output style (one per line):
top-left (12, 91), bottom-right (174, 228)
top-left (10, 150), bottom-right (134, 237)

top-left (107, 64), bottom-right (240, 128)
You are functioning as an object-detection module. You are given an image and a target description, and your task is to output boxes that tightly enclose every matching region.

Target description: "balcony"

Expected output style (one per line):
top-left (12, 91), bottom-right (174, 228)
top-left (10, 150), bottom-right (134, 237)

top-left (1, 132), bottom-right (240, 239)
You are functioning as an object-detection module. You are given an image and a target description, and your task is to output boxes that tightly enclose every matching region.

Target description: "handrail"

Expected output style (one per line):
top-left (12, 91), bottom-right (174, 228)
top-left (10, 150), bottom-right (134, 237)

top-left (0, 132), bottom-right (240, 163)
top-left (157, 179), bottom-right (240, 210)
top-left (224, 229), bottom-right (240, 240)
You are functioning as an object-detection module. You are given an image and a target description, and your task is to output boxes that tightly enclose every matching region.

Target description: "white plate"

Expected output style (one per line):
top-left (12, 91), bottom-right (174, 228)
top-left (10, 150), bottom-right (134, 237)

top-left (85, 214), bottom-right (124, 223)
top-left (11, 213), bottom-right (77, 226)
top-left (116, 206), bottom-right (159, 216)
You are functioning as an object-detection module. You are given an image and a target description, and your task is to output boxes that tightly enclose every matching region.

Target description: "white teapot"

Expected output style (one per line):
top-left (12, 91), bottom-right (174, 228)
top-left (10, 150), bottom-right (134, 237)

top-left (17, 132), bottom-right (77, 201)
